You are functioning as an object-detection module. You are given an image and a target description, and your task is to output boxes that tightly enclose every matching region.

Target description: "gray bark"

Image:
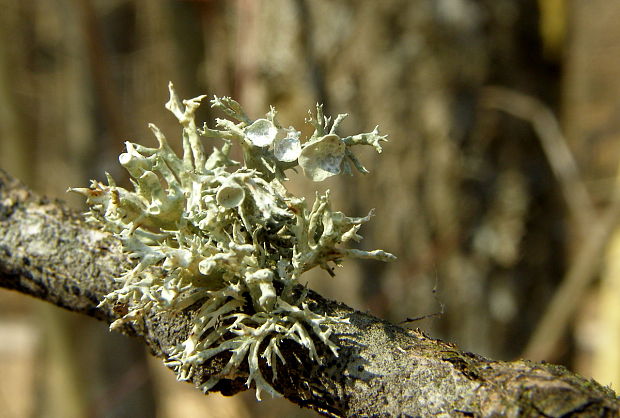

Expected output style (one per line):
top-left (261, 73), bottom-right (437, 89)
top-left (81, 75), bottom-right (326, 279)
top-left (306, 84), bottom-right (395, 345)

top-left (0, 168), bottom-right (618, 417)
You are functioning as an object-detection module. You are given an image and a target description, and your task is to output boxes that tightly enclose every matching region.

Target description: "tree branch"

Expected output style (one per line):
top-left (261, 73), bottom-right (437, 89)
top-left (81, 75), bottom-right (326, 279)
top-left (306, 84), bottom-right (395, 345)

top-left (0, 168), bottom-right (618, 417)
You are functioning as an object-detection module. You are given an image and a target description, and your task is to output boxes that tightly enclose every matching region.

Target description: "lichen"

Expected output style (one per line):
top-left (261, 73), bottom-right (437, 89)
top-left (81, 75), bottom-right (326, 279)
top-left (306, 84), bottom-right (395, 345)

top-left (70, 82), bottom-right (395, 400)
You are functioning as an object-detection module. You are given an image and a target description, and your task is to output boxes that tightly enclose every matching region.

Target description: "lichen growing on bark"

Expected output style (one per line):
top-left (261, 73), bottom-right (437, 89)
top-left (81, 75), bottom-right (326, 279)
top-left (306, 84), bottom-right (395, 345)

top-left (70, 82), bottom-right (394, 399)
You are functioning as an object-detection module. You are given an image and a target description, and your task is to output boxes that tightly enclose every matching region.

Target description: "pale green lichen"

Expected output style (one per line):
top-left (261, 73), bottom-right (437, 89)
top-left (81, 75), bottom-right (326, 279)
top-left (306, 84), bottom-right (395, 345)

top-left (70, 82), bottom-right (395, 400)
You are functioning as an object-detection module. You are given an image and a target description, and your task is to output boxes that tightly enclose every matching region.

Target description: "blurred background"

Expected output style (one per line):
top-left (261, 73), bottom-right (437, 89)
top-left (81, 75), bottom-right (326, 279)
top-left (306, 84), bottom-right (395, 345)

top-left (1, 0), bottom-right (620, 417)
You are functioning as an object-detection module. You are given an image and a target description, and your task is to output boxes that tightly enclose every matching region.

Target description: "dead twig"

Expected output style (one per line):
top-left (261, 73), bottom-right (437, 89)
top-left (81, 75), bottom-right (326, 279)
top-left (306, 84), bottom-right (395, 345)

top-left (481, 86), bottom-right (620, 361)
top-left (480, 86), bottom-right (595, 231)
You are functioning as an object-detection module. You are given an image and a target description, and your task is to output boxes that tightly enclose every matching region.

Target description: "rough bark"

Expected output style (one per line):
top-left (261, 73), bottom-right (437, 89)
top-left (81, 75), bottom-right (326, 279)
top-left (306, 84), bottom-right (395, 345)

top-left (0, 168), bottom-right (618, 417)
